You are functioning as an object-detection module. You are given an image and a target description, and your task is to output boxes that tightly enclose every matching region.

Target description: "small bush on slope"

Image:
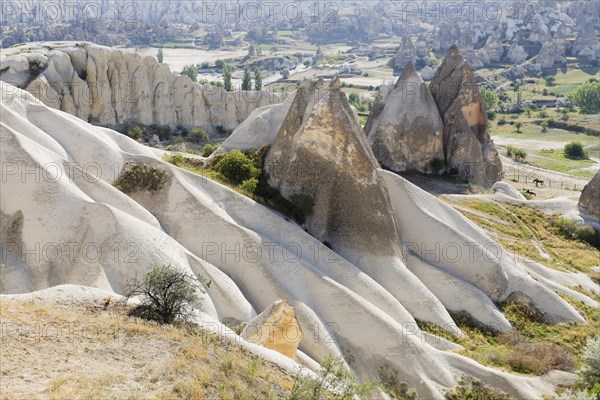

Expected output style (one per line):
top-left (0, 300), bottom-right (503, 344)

top-left (114, 163), bottom-right (167, 194)
top-left (214, 149), bottom-right (261, 184)
top-left (445, 376), bottom-right (510, 400)
top-left (580, 337), bottom-right (600, 397)
top-left (125, 264), bottom-right (208, 325)
top-left (288, 356), bottom-right (374, 400)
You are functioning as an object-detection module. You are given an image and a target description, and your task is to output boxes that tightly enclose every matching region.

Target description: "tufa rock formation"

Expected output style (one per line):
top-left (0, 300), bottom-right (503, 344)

top-left (579, 171), bottom-right (600, 221)
top-left (388, 36), bottom-right (417, 72)
top-left (0, 42), bottom-right (279, 133)
top-left (221, 97), bottom-right (295, 152)
top-left (365, 62), bottom-right (444, 173)
top-left (429, 45), bottom-right (502, 188)
top-left (240, 300), bottom-right (303, 359)
top-left (478, 34), bottom-right (504, 65)
top-left (265, 76), bottom-right (404, 266)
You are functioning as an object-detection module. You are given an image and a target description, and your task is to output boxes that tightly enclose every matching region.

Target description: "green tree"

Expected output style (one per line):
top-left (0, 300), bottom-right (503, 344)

top-left (515, 122), bottom-right (523, 133)
top-left (281, 68), bottom-right (290, 80)
top-left (223, 64), bottom-right (233, 92)
top-left (241, 66), bottom-right (252, 91)
top-left (480, 88), bottom-right (498, 111)
top-left (564, 142), bottom-right (588, 160)
top-left (125, 265), bottom-right (207, 325)
top-left (215, 59), bottom-right (225, 70)
top-left (541, 121), bottom-right (548, 133)
top-left (568, 82), bottom-right (600, 114)
top-left (254, 68), bottom-right (262, 91)
top-left (157, 48), bottom-right (164, 63)
top-left (545, 76), bottom-right (556, 87)
top-left (181, 65), bottom-right (198, 82)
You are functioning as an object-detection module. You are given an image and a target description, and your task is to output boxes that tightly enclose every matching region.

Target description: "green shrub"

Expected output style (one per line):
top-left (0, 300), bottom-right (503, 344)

top-left (445, 376), bottom-right (510, 400)
top-left (202, 143), bottom-right (218, 157)
top-left (114, 164), bottom-right (167, 194)
top-left (378, 366), bottom-right (418, 399)
top-left (289, 194), bottom-right (315, 223)
top-left (557, 389), bottom-right (595, 400)
top-left (541, 121), bottom-right (548, 133)
top-left (127, 126), bottom-right (143, 141)
top-left (240, 177), bottom-right (259, 194)
top-left (125, 264), bottom-right (207, 325)
top-left (430, 158), bottom-right (445, 174)
top-left (214, 150), bottom-right (260, 184)
top-left (189, 127), bottom-right (209, 143)
top-left (288, 356), bottom-right (374, 400)
top-left (506, 145), bottom-right (526, 161)
top-left (581, 337), bottom-right (600, 390)
top-left (28, 59), bottom-right (43, 81)
top-left (564, 142), bottom-right (588, 160)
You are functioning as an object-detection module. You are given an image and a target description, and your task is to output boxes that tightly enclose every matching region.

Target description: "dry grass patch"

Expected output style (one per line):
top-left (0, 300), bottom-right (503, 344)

top-left (0, 300), bottom-right (294, 400)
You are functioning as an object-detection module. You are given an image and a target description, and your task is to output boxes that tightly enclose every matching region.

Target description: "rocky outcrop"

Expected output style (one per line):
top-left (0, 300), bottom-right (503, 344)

top-left (478, 34), bottom-right (504, 65)
top-left (538, 42), bottom-right (557, 69)
top-left (506, 44), bottom-right (528, 64)
top-left (0, 42), bottom-right (280, 133)
top-left (265, 77), bottom-right (404, 268)
top-left (221, 96), bottom-right (295, 151)
top-left (365, 63), bottom-right (444, 173)
top-left (573, 24), bottom-right (600, 64)
top-left (429, 45), bottom-right (502, 188)
top-left (579, 172), bottom-right (600, 221)
top-left (240, 300), bottom-right (303, 359)
top-left (388, 36), bottom-right (417, 72)
top-left (434, 23), bottom-right (461, 52)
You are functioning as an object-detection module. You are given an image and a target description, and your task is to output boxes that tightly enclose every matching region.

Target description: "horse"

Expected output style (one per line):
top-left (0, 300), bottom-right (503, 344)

top-left (524, 189), bottom-right (537, 197)
top-left (533, 178), bottom-right (545, 187)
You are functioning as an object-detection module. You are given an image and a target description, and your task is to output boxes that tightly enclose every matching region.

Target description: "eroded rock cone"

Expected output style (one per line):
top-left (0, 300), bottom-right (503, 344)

top-left (240, 300), bottom-right (303, 359)
top-left (365, 62), bottom-right (444, 173)
top-left (579, 171), bottom-right (600, 221)
top-left (429, 45), bottom-right (502, 188)
top-left (265, 76), bottom-right (402, 264)
top-left (388, 36), bottom-right (417, 72)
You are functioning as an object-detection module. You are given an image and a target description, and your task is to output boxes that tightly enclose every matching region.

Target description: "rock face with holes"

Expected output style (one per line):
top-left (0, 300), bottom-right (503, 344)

top-left (240, 300), bottom-right (303, 359)
top-left (365, 62), bottom-right (444, 173)
top-left (0, 42), bottom-right (279, 133)
top-left (579, 171), bottom-right (600, 221)
top-left (429, 45), bottom-right (502, 188)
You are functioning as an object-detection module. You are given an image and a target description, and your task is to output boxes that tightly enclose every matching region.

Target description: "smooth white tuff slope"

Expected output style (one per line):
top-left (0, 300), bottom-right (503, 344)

top-left (1, 82), bottom-right (596, 399)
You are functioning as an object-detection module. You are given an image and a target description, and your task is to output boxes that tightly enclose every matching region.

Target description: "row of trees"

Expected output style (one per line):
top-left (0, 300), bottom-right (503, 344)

top-left (480, 81), bottom-right (599, 116)
top-left (179, 62), bottom-right (262, 92)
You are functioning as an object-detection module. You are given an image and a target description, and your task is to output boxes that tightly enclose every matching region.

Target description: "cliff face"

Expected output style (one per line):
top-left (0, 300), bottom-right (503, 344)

top-left (429, 45), bottom-right (502, 188)
top-left (579, 171), bottom-right (600, 221)
top-left (0, 42), bottom-right (279, 132)
top-left (365, 62), bottom-right (444, 173)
